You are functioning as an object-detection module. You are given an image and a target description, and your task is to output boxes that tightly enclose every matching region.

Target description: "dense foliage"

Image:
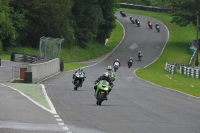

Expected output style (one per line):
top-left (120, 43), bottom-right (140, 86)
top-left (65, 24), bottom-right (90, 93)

top-left (169, 0), bottom-right (200, 27)
top-left (0, 0), bottom-right (118, 50)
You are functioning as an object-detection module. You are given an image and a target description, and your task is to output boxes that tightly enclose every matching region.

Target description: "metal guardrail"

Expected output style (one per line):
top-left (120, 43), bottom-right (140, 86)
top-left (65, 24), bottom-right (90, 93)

top-left (119, 3), bottom-right (171, 13)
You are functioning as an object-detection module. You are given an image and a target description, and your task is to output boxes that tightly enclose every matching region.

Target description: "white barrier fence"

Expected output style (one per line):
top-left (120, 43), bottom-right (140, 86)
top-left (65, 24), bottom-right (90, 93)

top-left (165, 62), bottom-right (177, 74)
top-left (26, 58), bottom-right (60, 83)
top-left (180, 66), bottom-right (200, 79)
top-left (165, 62), bottom-right (200, 78)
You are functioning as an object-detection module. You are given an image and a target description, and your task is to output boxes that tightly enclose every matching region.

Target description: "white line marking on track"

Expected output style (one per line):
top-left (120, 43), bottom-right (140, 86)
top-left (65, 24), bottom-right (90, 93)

top-left (62, 127), bottom-right (69, 130)
top-left (56, 119), bottom-right (62, 122)
top-left (54, 115), bottom-right (59, 117)
top-left (58, 123), bottom-right (64, 125)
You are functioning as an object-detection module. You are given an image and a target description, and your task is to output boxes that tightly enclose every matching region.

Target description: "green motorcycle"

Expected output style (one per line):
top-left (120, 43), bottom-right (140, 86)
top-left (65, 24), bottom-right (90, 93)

top-left (95, 80), bottom-right (111, 105)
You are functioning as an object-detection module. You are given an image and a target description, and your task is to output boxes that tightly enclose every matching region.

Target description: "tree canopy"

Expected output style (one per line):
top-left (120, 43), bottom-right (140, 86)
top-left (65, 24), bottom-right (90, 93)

top-left (0, 0), bottom-right (119, 50)
top-left (169, 0), bottom-right (200, 27)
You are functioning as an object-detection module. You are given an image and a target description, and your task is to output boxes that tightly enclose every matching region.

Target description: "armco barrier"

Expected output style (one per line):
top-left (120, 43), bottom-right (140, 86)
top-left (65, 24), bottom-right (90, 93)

top-left (119, 3), bottom-right (171, 13)
top-left (26, 58), bottom-right (60, 83)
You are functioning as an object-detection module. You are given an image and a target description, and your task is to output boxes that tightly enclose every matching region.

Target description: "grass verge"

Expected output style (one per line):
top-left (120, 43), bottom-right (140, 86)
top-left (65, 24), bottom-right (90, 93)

top-left (3, 83), bottom-right (51, 110)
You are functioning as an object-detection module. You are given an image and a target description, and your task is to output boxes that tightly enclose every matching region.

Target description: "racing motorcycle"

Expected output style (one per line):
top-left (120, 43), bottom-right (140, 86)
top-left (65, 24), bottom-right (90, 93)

top-left (72, 71), bottom-right (85, 90)
top-left (130, 17), bottom-right (135, 24)
top-left (138, 54), bottom-right (143, 61)
top-left (135, 19), bottom-right (140, 27)
top-left (113, 62), bottom-right (120, 72)
top-left (147, 22), bottom-right (153, 29)
top-left (128, 60), bottom-right (133, 68)
top-left (156, 25), bottom-right (160, 32)
top-left (120, 11), bottom-right (126, 17)
top-left (95, 80), bottom-right (111, 105)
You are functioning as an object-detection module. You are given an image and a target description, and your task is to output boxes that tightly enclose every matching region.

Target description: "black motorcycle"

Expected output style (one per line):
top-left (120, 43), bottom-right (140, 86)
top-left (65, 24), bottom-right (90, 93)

top-left (72, 72), bottom-right (85, 90)
top-left (156, 25), bottom-right (160, 32)
top-left (130, 17), bottom-right (135, 24)
top-left (120, 11), bottom-right (126, 17)
top-left (128, 60), bottom-right (133, 68)
top-left (135, 19), bottom-right (140, 27)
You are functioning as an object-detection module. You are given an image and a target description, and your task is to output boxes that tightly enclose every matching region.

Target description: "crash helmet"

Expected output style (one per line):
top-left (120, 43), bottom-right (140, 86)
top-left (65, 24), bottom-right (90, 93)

top-left (130, 16), bottom-right (132, 18)
top-left (78, 68), bottom-right (83, 71)
top-left (130, 57), bottom-right (132, 59)
top-left (107, 66), bottom-right (112, 70)
top-left (116, 59), bottom-right (119, 61)
top-left (156, 23), bottom-right (158, 25)
top-left (139, 51), bottom-right (141, 53)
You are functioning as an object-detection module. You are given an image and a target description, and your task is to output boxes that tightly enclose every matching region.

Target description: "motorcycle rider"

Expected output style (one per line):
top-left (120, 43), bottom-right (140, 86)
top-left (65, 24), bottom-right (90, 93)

top-left (94, 71), bottom-right (114, 95)
top-left (128, 57), bottom-right (133, 63)
top-left (72, 68), bottom-right (86, 87)
top-left (135, 19), bottom-right (139, 24)
top-left (155, 23), bottom-right (159, 29)
top-left (130, 16), bottom-right (135, 22)
top-left (113, 59), bottom-right (121, 67)
top-left (147, 21), bottom-right (153, 28)
top-left (138, 51), bottom-right (143, 60)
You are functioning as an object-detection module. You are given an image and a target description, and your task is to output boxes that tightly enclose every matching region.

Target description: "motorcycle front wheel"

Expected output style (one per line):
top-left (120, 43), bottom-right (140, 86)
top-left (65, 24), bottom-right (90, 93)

top-left (74, 80), bottom-right (80, 90)
top-left (97, 93), bottom-right (105, 105)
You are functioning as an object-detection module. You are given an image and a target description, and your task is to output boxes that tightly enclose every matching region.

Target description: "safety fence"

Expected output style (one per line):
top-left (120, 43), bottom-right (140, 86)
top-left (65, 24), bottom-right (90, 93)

top-left (165, 62), bottom-right (200, 79)
top-left (165, 63), bottom-right (177, 74)
top-left (119, 3), bottom-right (171, 13)
top-left (180, 66), bottom-right (200, 79)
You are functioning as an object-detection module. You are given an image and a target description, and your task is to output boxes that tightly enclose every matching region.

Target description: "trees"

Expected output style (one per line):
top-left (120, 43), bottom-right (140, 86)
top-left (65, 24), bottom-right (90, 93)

top-left (10, 0), bottom-right (73, 48)
top-left (96, 0), bottom-right (118, 44)
top-left (0, 0), bottom-right (26, 49)
top-left (71, 0), bottom-right (104, 48)
top-left (169, 0), bottom-right (200, 27)
top-left (1, 0), bottom-right (118, 49)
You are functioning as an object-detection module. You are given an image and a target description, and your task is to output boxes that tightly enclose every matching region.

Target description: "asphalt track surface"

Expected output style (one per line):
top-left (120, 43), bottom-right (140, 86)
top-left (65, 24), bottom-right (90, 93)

top-left (41, 12), bottom-right (200, 133)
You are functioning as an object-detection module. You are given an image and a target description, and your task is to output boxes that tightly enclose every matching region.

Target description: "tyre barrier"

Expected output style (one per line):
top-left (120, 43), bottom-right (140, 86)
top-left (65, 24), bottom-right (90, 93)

top-left (165, 62), bottom-right (177, 74)
top-left (180, 66), bottom-right (200, 79)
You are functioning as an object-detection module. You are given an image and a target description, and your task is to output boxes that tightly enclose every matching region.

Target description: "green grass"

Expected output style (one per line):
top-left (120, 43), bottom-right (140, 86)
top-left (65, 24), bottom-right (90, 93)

top-left (64, 63), bottom-right (87, 71)
top-left (119, 8), bottom-right (200, 97)
top-left (3, 83), bottom-right (51, 110)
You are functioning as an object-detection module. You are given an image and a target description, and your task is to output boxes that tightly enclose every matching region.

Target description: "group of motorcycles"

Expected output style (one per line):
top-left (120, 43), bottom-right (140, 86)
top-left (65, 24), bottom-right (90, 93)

top-left (130, 16), bottom-right (140, 27)
top-left (72, 68), bottom-right (115, 106)
top-left (120, 11), bottom-right (160, 32)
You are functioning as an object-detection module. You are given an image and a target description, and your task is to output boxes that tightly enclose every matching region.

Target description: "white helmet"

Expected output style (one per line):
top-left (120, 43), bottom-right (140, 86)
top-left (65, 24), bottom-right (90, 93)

top-left (116, 59), bottom-right (119, 61)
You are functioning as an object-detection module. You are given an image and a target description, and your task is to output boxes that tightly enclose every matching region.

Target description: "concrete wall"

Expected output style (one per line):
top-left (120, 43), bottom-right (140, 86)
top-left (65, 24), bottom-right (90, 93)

top-left (27, 58), bottom-right (60, 83)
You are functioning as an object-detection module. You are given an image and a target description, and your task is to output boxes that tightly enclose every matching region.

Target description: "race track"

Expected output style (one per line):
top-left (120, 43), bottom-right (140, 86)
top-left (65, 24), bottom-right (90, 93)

top-left (42, 12), bottom-right (200, 133)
